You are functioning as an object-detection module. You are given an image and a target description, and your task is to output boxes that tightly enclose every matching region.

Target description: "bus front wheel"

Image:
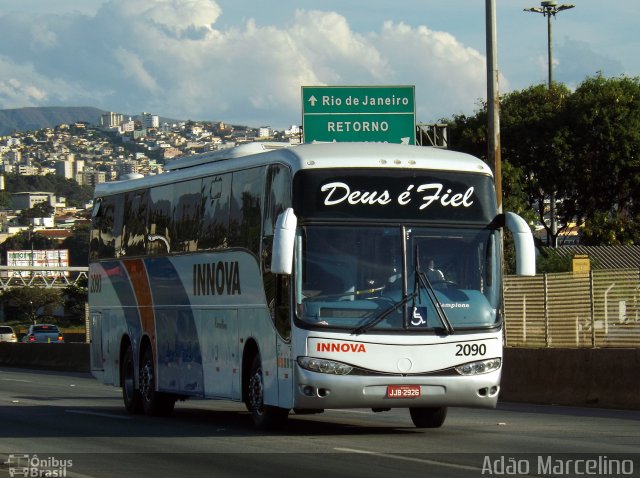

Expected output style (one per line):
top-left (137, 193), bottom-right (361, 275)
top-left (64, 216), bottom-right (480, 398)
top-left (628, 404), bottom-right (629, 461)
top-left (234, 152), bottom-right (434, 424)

top-left (139, 347), bottom-right (176, 417)
top-left (247, 355), bottom-right (288, 430)
top-left (409, 406), bottom-right (447, 428)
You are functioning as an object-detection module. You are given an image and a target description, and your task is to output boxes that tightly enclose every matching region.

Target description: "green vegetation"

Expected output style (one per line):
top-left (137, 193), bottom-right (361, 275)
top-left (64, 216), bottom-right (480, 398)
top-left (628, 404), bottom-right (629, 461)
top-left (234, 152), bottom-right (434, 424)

top-left (16, 202), bottom-right (55, 225)
top-left (4, 173), bottom-right (94, 208)
top-left (0, 284), bottom-right (87, 328)
top-left (447, 74), bottom-right (640, 249)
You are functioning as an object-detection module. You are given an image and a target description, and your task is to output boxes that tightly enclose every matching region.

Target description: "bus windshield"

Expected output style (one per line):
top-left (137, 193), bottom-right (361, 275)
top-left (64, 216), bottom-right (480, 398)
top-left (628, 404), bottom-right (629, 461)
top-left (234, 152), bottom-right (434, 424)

top-left (295, 225), bottom-right (501, 333)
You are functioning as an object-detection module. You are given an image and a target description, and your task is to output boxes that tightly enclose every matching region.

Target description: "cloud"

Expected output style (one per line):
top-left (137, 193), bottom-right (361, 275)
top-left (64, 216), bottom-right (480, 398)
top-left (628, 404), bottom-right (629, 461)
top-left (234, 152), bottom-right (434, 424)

top-left (0, 73), bottom-right (45, 107)
top-left (0, 55), bottom-right (104, 107)
top-left (0, 0), bottom-right (490, 127)
top-left (555, 37), bottom-right (625, 86)
top-left (112, 0), bottom-right (222, 39)
top-left (373, 21), bottom-right (491, 119)
top-left (113, 48), bottom-right (161, 93)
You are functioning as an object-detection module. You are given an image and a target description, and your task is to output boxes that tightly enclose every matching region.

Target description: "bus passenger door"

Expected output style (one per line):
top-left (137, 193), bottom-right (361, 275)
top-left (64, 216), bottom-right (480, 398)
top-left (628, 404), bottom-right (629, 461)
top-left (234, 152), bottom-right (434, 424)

top-left (274, 276), bottom-right (293, 409)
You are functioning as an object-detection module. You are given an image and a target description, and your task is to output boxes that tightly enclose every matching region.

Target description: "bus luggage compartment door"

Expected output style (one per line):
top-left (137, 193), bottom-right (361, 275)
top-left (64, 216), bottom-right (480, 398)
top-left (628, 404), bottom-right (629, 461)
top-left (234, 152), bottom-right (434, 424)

top-left (90, 312), bottom-right (104, 371)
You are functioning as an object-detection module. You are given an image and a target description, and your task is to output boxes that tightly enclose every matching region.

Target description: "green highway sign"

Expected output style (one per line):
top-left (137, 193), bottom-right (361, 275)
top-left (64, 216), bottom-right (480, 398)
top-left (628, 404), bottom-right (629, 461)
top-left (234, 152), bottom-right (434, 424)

top-left (301, 86), bottom-right (416, 144)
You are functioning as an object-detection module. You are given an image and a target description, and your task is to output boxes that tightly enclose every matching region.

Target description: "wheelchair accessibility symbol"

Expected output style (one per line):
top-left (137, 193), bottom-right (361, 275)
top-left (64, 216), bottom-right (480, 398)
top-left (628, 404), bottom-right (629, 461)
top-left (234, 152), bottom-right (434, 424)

top-left (411, 307), bottom-right (427, 326)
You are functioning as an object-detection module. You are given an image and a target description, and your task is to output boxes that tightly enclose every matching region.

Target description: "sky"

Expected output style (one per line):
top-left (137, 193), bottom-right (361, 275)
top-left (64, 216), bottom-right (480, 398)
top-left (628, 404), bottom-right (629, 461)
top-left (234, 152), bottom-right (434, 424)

top-left (0, 0), bottom-right (637, 129)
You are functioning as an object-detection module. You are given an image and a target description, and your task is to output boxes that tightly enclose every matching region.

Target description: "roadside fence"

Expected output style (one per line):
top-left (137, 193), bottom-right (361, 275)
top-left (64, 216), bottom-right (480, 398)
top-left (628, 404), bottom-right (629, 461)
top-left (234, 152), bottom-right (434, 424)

top-left (504, 269), bottom-right (640, 348)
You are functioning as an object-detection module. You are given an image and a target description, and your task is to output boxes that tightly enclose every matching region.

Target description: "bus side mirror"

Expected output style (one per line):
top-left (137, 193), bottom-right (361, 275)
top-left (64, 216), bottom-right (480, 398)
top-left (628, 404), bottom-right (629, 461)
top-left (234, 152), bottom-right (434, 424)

top-left (271, 208), bottom-right (297, 275)
top-left (505, 212), bottom-right (536, 276)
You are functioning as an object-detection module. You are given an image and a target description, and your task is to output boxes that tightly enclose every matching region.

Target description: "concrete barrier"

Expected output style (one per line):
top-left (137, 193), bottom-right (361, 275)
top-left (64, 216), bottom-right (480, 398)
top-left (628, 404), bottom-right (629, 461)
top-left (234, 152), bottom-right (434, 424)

top-left (0, 343), bottom-right (90, 372)
top-left (0, 345), bottom-right (638, 409)
top-left (501, 348), bottom-right (640, 410)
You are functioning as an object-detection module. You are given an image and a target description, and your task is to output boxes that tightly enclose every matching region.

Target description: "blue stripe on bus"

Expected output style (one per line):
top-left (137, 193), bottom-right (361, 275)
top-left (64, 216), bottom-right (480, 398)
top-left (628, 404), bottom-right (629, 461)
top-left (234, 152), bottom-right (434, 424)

top-left (145, 257), bottom-right (204, 394)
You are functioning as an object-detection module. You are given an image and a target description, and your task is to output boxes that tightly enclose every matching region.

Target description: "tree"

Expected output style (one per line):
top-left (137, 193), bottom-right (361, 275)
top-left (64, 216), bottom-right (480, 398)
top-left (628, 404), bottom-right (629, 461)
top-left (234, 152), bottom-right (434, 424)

top-left (17, 201), bottom-right (55, 225)
top-left (0, 231), bottom-right (55, 264)
top-left (536, 249), bottom-right (573, 273)
top-left (60, 223), bottom-right (91, 266)
top-left (0, 287), bottom-right (64, 324)
top-left (446, 106), bottom-right (488, 161)
top-left (446, 102), bottom-right (539, 224)
top-left (447, 75), bottom-right (640, 248)
top-left (4, 173), bottom-right (93, 208)
top-left (499, 83), bottom-right (573, 247)
top-left (62, 282), bottom-right (88, 326)
top-left (579, 211), bottom-right (640, 246)
top-left (0, 191), bottom-right (12, 209)
top-left (564, 75), bottom-right (640, 243)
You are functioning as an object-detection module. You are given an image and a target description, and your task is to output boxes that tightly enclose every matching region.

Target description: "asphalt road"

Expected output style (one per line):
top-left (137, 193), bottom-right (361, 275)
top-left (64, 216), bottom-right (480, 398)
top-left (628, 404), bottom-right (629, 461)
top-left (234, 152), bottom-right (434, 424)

top-left (0, 367), bottom-right (639, 478)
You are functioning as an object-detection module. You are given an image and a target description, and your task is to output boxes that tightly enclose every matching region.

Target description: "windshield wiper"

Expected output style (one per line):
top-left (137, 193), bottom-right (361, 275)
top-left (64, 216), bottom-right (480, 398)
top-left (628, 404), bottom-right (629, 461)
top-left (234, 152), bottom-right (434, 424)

top-left (416, 270), bottom-right (455, 335)
top-left (351, 291), bottom-right (417, 335)
top-left (351, 240), bottom-right (454, 336)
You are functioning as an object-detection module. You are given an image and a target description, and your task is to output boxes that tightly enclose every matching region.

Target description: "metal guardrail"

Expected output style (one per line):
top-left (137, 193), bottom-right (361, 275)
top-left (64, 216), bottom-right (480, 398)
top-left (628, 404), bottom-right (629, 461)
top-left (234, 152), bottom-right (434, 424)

top-left (504, 269), bottom-right (640, 348)
top-left (0, 266), bottom-right (88, 291)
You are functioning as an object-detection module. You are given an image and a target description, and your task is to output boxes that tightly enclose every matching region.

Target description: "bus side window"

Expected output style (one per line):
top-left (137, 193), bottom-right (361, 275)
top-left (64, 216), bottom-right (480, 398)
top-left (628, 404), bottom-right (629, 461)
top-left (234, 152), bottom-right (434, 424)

top-left (147, 184), bottom-right (173, 255)
top-left (121, 189), bottom-right (149, 257)
top-left (93, 194), bottom-right (123, 260)
top-left (263, 165), bottom-right (292, 237)
top-left (263, 165), bottom-right (292, 340)
top-left (229, 167), bottom-right (263, 256)
top-left (199, 174), bottom-right (231, 251)
top-left (262, 164), bottom-right (292, 273)
top-left (171, 179), bottom-right (202, 253)
top-left (90, 199), bottom-right (102, 262)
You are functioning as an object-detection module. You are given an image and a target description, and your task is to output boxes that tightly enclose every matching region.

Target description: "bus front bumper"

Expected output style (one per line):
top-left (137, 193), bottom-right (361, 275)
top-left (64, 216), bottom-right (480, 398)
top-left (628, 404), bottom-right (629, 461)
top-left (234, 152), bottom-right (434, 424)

top-left (293, 365), bottom-right (501, 410)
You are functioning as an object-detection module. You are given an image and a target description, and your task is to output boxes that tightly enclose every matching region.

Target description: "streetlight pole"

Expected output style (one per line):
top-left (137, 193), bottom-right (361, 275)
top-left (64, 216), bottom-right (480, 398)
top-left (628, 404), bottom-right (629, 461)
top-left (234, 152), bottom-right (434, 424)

top-left (524, 1), bottom-right (574, 247)
top-left (524, 1), bottom-right (574, 89)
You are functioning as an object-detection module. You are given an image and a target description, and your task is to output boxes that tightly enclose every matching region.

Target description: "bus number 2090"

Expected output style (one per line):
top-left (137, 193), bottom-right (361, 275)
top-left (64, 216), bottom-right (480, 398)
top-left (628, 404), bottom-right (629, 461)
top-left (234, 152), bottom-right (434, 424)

top-left (455, 343), bottom-right (486, 357)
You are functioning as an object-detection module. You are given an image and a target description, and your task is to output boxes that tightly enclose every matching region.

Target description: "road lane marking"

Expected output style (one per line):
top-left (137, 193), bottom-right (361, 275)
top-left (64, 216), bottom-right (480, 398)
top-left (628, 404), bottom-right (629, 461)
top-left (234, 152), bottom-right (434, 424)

top-left (65, 410), bottom-right (134, 420)
top-left (334, 447), bottom-right (481, 471)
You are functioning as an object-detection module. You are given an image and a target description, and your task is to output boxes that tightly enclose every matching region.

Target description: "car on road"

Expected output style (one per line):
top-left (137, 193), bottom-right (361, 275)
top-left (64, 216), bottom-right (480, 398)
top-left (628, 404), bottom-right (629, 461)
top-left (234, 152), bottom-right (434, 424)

top-left (21, 324), bottom-right (64, 343)
top-left (0, 325), bottom-right (18, 343)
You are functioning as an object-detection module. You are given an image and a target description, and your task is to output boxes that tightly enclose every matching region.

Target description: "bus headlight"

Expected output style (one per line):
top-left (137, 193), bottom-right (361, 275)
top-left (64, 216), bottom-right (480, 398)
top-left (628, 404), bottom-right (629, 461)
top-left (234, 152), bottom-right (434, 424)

top-left (297, 356), bottom-right (353, 375)
top-left (455, 358), bottom-right (501, 376)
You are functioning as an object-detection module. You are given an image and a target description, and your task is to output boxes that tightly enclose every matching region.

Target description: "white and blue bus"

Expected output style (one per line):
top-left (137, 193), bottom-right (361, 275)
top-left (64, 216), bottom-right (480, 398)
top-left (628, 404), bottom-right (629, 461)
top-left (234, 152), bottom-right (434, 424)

top-left (89, 141), bottom-right (535, 430)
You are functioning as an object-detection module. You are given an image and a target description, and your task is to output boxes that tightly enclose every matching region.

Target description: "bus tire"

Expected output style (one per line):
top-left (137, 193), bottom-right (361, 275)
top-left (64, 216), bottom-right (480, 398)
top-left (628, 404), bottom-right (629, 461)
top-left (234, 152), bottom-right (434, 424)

top-left (409, 406), bottom-right (447, 428)
top-left (122, 345), bottom-right (143, 414)
top-left (139, 346), bottom-right (176, 417)
top-left (247, 355), bottom-right (288, 430)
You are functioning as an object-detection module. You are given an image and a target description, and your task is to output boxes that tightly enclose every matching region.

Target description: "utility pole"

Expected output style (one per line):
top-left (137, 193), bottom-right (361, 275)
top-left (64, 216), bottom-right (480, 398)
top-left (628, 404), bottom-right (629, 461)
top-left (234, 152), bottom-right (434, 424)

top-left (524, 1), bottom-right (575, 247)
top-left (486, 0), bottom-right (501, 213)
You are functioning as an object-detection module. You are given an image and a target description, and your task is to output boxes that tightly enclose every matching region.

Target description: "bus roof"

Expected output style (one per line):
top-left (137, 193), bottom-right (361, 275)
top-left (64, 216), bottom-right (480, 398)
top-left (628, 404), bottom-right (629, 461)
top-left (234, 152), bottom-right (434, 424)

top-left (94, 142), bottom-right (493, 197)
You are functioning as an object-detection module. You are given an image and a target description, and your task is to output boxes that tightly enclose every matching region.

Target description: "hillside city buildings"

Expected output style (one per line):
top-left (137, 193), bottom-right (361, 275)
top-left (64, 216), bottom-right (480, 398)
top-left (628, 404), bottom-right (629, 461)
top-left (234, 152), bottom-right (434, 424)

top-left (0, 112), bottom-right (301, 245)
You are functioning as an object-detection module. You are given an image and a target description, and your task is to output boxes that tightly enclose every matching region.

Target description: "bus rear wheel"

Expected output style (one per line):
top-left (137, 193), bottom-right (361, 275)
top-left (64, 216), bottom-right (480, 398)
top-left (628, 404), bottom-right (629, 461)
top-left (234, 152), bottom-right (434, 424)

top-left (122, 345), bottom-right (143, 414)
top-left (409, 406), bottom-right (447, 428)
top-left (139, 347), bottom-right (176, 417)
top-left (246, 355), bottom-right (288, 430)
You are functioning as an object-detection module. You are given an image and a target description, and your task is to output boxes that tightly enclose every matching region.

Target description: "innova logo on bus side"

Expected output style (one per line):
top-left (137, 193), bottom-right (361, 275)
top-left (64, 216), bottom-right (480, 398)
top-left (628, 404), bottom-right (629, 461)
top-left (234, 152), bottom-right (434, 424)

top-left (193, 261), bottom-right (241, 296)
top-left (316, 342), bottom-right (367, 353)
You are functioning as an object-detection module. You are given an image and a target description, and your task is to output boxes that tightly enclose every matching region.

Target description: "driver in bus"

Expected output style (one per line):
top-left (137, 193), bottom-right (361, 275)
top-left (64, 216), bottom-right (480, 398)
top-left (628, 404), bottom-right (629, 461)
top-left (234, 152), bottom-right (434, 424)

top-left (425, 257), bottom-right (445, 283)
